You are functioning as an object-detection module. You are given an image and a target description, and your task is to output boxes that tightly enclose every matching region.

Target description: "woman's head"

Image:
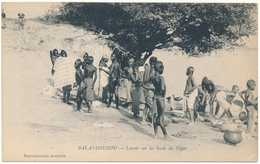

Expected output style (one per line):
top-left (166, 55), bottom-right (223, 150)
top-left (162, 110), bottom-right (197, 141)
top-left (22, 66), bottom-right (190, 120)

top-left (132, 63), bottom-right (139, 72)
top-left (186, 66), bottom-right (194, 76)
top-left (154, 61), bottom-right (164, 75)
top-left (87, 56), bottom-right (94, 64)
top-left (207, 80), bottom-right (215, 94)
top-left (83, 52), bottom-right (89, 61)
top-left (128, 58), bottom-right (134, 67)
top-left (149, 56), bottom-right (157, 66)
top-left (110, 53), bottom-right (117, 61)
top-left (202, 76), bottom-right (209, 91)
top-left (53, 49), bottom-right (59, 57)
top-left (61, 50), bottom-right (67, 57)
top-left (74, 59), bottom-right (82, 69)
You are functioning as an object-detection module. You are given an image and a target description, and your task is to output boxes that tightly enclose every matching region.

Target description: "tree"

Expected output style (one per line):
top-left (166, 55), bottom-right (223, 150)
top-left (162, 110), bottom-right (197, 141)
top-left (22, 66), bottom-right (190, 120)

top-left (52, 3), bottom-right (257, 61)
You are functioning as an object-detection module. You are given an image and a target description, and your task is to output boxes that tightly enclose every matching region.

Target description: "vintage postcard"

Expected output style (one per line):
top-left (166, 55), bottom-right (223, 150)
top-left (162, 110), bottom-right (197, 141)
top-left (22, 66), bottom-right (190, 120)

top-left (1, 2), bottom-right (258, 161)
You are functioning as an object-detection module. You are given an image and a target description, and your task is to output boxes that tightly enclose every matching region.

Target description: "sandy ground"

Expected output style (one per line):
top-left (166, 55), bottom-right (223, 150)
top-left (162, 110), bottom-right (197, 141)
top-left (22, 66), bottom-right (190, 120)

top-left (2, 19), bottom-right (258, 161)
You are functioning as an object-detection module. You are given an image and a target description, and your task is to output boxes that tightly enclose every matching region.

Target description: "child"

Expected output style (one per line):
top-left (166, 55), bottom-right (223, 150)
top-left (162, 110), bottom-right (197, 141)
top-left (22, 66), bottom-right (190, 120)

top-left (184, 66), bottom-right (198, 124)
top-left (74, 59), bottom-right (83, 87)
top-left (239, 80), bottom-right (258, 137)
top-left (151, 61), bottom-right (168, 139)
top-left (74, 59), bottom-right (88, 111)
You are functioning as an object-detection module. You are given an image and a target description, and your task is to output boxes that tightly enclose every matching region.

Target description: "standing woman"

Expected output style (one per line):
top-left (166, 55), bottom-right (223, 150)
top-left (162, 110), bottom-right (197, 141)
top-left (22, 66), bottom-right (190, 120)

top-left (130, 63), bottom-right (143, 118)
top-left (98, 55), bottom-right (109, 103)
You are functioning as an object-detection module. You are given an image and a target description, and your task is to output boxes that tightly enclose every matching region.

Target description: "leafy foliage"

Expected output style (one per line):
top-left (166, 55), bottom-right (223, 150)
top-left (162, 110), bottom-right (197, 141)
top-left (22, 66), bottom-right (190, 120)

top-left (49, 3), bottom-right (257, 60)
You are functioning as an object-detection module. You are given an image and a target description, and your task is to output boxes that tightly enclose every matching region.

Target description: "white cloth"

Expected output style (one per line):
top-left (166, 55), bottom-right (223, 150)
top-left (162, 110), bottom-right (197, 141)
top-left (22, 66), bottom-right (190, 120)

top-left (185, 88), bottom-right (198, 109)
top-left (53, 57), bottom-right (75, 88)
top-left (99, 67), bottom-right (109, 88)
top-left (216, 91), bottom-right (230, 110)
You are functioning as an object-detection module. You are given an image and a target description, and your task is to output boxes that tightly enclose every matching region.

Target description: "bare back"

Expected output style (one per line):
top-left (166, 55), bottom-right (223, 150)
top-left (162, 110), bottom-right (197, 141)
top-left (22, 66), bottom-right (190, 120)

top-left (84, 65), bottom-right (97, 79)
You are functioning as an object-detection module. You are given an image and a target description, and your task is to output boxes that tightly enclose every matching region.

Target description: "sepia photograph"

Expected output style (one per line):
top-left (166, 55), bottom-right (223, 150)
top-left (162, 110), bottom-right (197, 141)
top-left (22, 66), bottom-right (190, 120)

top-left (1, 2), bottom-right (258, 161)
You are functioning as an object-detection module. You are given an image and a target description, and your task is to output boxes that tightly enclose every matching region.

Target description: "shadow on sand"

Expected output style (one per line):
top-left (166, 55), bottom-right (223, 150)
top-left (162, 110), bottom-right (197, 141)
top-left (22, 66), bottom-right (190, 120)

top-left (212, 138), bottom-right (226, 145)
top-left (116, 108), bottom-right (153, 138)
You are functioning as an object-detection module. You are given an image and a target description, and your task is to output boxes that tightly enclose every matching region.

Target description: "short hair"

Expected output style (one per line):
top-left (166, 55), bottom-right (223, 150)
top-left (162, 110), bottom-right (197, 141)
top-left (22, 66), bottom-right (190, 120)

top-left (232, 85), bottom-right (239, 90)
top-left (247, 79), bottom-right (256, 88)
top-left (154, 61), bottom-right (164, 74)
top-left (188, 66), bottom-right (194, 73)
top-left (74, 59), bottom-right (82, 68)
top-left (87, 56), bottom-right (94, 64)
top-left (232, 85), bottom-right (239, 93)
top-left (61, 50), bottom-right (67, 57)
top-left (149, 57), bottom-right (157, 65)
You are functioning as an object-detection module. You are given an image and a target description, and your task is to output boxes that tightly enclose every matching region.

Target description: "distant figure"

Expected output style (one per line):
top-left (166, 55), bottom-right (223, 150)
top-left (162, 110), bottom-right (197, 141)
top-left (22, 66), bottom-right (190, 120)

top-left (239, 80), bottom-right (258, 138)
top-left (2, 9), bottom-right (6, 18)
top-left (18, 13), bottom-right (25, 30)
top-left (2, 9), bottom-right (6, 28)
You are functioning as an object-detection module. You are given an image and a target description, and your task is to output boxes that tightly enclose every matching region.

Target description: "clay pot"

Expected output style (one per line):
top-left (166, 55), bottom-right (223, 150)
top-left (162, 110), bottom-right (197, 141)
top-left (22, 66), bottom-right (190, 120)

top-left (223, 130), bottom-right (242, 145)
top-left (219, 122), bottom-right (239, 132)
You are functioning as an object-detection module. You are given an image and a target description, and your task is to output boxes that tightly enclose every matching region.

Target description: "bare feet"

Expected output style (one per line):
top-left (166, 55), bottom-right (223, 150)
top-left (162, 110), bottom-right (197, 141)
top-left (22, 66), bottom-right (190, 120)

top-left (164, 134), bottom-right (169, 140)
top-left (88, 108), bottom-right (92, 113)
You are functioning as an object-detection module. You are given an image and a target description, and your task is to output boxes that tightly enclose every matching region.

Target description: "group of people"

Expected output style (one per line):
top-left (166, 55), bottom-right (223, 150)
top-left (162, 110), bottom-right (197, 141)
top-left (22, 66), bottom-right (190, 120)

top-left (50, 50), bottom-right (97, 113)
top-left (50, 50), bottom-right (168, 139)
top-left (50, 49), bottom-right (257, 140)
top-left (183, 66), bottom-right (258, 138)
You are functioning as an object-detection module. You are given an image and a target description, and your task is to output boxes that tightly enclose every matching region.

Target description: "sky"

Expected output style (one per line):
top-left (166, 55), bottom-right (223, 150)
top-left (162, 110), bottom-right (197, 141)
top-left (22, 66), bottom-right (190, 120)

top-left (2, 2), bottom-right (62, 19)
